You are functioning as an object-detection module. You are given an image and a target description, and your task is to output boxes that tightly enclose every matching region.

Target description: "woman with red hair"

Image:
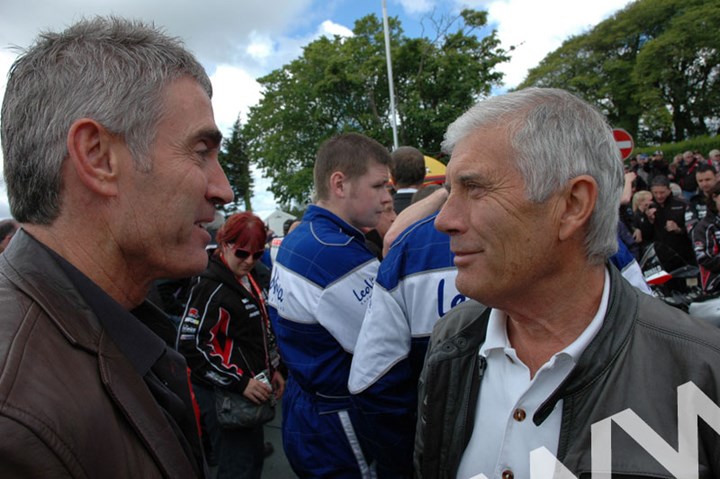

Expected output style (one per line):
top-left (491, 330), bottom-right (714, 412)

top-left (176, 212), bottom-right (284, 479)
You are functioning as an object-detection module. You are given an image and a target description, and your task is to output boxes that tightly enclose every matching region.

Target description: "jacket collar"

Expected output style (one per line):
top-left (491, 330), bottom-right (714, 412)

top-left (1, 229), bottom-right (102, 352)
top-left (305, 204), bottom-right (368, 243)
top-left (533, 264), bottom-right (637, 425)
top-left (439, 263), bottom-right (638, 427)
top-left (1, 229), bottom-right (201, 477)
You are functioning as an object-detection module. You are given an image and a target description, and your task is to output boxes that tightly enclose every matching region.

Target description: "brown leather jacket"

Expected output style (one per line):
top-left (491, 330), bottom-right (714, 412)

top-left (0, 230), bottom-right (201, 478)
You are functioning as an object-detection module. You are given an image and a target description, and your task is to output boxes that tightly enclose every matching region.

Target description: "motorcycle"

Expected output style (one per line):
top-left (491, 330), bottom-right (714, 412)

top-left (640, 242), bottom-right (720, 326)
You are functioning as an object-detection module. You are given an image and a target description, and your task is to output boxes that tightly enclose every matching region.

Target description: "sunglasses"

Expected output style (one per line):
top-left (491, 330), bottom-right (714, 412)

top-left (234, 248), bottom-right (264, 261)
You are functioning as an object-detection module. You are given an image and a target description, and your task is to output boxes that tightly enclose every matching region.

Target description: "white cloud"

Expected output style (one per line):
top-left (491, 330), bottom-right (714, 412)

top-left (396, 0), bottom-right (435, 15)
top-left (318, 20), bottom-right (353, 38)
top-left (456, 0), bottom-right (633, 88)
top-left (250, 164), bottom-right (278, 221)
top-left (210, 65), bottom-right (262, 134)
top-left (246, 32), bottom-right (275, 60)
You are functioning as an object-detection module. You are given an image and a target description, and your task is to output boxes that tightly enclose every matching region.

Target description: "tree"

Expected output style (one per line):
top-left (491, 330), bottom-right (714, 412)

top-left (244, 10), bottom-right (510, 206)
top-left (219, 118), bottom-right (253, 213)
top-left (634, 1), bottom-right (720, 141)
top-left (519, 0), bottom-right (719, 144)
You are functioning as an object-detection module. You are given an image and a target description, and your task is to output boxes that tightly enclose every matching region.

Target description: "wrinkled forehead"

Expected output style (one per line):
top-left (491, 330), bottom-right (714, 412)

top-left (447, 123), bottom-right (514, 163)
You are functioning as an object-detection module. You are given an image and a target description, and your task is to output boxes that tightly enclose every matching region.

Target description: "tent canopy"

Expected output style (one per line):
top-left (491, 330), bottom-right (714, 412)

top-left (424, 156), bottom-right (446, 186)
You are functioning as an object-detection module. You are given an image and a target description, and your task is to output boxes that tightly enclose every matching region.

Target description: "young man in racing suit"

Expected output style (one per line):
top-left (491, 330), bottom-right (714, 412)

top-left (268, 133), bottom-right (393, 478)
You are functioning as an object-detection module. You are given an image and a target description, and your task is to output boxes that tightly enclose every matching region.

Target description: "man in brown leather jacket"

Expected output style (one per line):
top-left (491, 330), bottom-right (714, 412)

top-left (0, 17), bottom-right (233, 477)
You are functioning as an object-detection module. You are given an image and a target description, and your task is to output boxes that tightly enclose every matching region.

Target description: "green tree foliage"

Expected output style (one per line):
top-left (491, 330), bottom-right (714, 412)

top-left (519, 0), bottom-right (720, 145)
top-left (219, 118), bottom-right (253, 213)
top-left (244, 10), bottom-right (510, 206)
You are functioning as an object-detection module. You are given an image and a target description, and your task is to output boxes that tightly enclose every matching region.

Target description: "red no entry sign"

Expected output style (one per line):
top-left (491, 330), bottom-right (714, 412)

top-left (613, 128), bottom-right (634, 161)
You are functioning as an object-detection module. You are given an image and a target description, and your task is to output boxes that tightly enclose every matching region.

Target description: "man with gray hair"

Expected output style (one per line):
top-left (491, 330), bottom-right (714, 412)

top-left (415, 88), bottom-right (720, 478)
top-left (0, 17), bottom-right (233, 477)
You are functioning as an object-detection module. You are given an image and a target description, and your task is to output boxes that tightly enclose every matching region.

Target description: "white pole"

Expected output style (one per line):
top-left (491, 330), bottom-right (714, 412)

top-left (382, 0), bottom-right (399, 151)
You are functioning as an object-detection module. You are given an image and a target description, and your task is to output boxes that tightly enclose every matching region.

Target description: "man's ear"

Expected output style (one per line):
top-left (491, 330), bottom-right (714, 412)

top-left (329, 171), bottom-right (348, 199)
top-left (558, 175), bottom-right (598, 242)
top-left (66, 118), bottom-right (120, 197)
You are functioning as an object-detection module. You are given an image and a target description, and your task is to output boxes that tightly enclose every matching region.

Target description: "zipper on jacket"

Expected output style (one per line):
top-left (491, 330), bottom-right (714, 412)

top-left (453, 354), bottom-right (487, 474)
top-left (478, 356), bottom-right (487, 380)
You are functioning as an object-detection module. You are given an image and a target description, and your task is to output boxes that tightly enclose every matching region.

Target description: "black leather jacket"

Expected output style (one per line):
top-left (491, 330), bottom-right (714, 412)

top-left (415, 265), bottom-right (720, 478)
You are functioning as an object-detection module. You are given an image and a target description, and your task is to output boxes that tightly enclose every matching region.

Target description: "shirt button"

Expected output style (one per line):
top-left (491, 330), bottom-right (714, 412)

top-left (512, 408), bottom-right (526, 422)
top-left (502, 469), bottom-right (514, 479)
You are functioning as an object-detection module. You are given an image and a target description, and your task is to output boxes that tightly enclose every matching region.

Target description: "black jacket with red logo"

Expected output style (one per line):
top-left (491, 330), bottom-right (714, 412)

top-left (175, 255), bottom-right (279, 394)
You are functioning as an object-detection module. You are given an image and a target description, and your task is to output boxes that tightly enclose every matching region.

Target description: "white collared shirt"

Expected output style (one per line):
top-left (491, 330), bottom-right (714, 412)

top-left (456, 269), bottom-right (610, 479)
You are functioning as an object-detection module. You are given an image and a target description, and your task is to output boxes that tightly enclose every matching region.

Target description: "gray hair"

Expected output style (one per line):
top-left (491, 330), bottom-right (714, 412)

top-left (442, 87), bottom-right (623, 264)
top-left (1, 16), bottom-right (212, 224)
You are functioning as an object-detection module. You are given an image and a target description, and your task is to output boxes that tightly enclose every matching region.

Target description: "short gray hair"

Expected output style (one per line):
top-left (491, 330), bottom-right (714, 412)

top-left (442, 87), bottom-right (623, 264)
top-left (1, 16), bottom-right (212, 224)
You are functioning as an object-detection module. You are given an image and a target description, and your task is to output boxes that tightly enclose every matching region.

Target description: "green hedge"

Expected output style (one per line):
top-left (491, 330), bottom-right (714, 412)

top-left (632, 135), bottom-right (720, 161)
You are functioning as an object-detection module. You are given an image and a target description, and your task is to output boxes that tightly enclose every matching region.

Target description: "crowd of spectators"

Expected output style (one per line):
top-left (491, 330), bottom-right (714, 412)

top-left (622, 148), bottom-right (720, 295)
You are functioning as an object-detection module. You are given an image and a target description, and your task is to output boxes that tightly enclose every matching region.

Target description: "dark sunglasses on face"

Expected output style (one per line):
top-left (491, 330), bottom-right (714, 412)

top-left (234, 248), bottom-right (264, 261)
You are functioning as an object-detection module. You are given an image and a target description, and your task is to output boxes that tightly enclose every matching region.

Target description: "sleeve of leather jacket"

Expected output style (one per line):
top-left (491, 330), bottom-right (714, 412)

top-left (0, 416), bottom-right (79, 478)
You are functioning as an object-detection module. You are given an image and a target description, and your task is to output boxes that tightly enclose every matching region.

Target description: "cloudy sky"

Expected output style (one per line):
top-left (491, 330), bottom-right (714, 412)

top-left (0, 0), bottom-right (633, 221)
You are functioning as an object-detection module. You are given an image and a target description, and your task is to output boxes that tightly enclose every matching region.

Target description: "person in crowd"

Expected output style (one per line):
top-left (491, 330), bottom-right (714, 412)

top-left (630, 189), bottom-right (654, 254)
top-left (631, 151), bottom-right (670, 190)
top-left (269, 218), bottom-right (301, 265)
top-left (708, 149), bottom-right (720, 171)
top-left (619, 171), bottom-right (641, 259)
top-left (365, 202), bottom-right (397, 260)
top-left (632, 190), bottom-right (654, 216)
top-left (414, 87), bottom-right (720, 478)
top-left (391, 146), bottom-right (426, 214)
top-left (686, 163), bottom-right (718, 232)
top-left (632, 153), bottom-right (650, 187)
top-left (676, 150), bottom-right (701, 201)
top-left (0, 17), bottom-right (234, 477)
top-left (267, 132), bottom-right (392, 478)
top-left (351, 205), bottom-right (463, 479)
top-left (646, 150), bottom-right (672, 185)
top-left (411, 183), bottom-right (442, 204)
top-left (176, 212), bottom-right (284, 479)
top-left (692, 183), bottom-right (720, 296)
top-left (639, 175), bottom-right (698, 278)
top-left (0, 219), bottom-right (19, 253)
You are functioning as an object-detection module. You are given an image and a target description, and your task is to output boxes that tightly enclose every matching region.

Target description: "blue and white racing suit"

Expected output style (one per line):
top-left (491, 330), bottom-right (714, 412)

top-left (349, 212), bottom-right (464, 478)
top-left (612, 233), bottom-right (653, 295)
top-left (268, 205), bottom-right (379, 479)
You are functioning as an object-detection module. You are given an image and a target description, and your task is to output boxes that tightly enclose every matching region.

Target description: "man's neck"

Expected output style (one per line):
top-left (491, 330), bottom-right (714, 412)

top-left (501, 263), bottom-right (606, 378)
top-left (314, 200), bottom-right (361, 231)
top-left (24, 224), bottom-right (148, 309)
